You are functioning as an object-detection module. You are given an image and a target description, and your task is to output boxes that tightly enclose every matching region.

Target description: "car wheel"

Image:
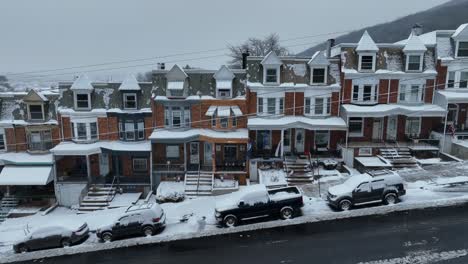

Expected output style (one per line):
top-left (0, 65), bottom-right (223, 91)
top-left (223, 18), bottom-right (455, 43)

top-left (223, 215), bottom-right (238, 228)
top-left (143, 226), bottom-right (154, 237)
top-left (280, 207), bottom-right (294, 220)
top-left (339, 199), bottom-right (352, 211)
top-left (101, 232), bottom-right (113, 243)
top-left (61, 238), bottom-right (72, 248)
top-left (384, 193), bottom-right (398, 205)
top-left (18, 244), bottom-right (29, 253)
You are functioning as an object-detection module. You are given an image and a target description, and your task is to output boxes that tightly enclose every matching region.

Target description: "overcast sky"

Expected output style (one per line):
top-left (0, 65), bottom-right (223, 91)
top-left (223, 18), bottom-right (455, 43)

top-left (0, 0), bottom-right (449, 81)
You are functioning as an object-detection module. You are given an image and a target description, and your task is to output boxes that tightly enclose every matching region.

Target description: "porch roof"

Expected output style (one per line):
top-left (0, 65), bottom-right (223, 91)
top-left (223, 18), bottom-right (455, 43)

top-left (0, 165), bottom-right (53, 186)
top-left (0, 152), bottom-right (53, 166)
top-left (51, 141), bottom-right (151, 156)
top-left (436, 91), bottom-right (468, 104)
top-left (341, 104), bottom-right (446, 118)
top-left (247, 116), bottom-right (347, 130)
top-left (150, 128), bottom-right (249, 143)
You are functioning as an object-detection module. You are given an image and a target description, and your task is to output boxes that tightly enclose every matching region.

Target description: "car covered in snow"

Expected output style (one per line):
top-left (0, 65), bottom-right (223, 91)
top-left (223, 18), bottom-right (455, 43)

top-left (215, 185), bottom-right (304, 227)
top-left (13, 222), bottom-right (89, 253)
top-left (96, 203), bottom-right (165, 242)
top-left (327, 170), bottom-right (406, 211)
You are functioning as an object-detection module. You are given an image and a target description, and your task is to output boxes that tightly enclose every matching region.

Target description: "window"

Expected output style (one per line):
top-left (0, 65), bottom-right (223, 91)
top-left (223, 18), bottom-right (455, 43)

top-left (399, 85), bottom-right (423, 103)
top-left (358, 147), bottom-right (372, 156)
top-left (257, 98), bottom-right (264, 113)
top-left (457, 42), bottom-right (468, 57)
top-left (28, 104), bottom-right (44, 120)
top-left (315, 98), bottom-right (324, 115)
top-left (28, 130), bottom-right (52, 151)
top-left (169, 89), bottom-right (184, 97)
top-left (137, 122), bottom-right (144, 139)
top-left (406, 55), bottom-right (422, 71)
top-left (279, 98), bottom-right (284, 114)
top-left (90, 122), bottom-right (97, 139)
top-left (123, 93), bottom-right (137, 109)
top-left (232, 116), bottom-right (237, 127)
top-left (220, 117), bottom-right (228, 128)
top-left (212, 113), bottom-right (217, 127)
top-left (132, 158), bottom-right (147, 172)
top-left (265, 68), bottom-right (278, 83)
top-left (460, 72), bottom-right (468, 88)
top-left (166, 145), bottom-right (179, 159)
top-left (447, 104), bottom-right (458, 124)
top-left (217, 89), bottom-right (231, 98)
top-left (75, 93), bottom-right (90, 109)
top-left (164, 108), bottom-right (170, 126)
top-left (447, 72), bottom-right (456, 88)
top-left (267, 98), bottom-right (276, 114)
top-left (119, 120), bottom-right (145, 141)
top-left (184, 107), bottom-right (190, 127)
top-left (360, 55), bottom-right (374, 71)
top-left (349, 117), bottom-right (363, 136)
top-left (125, 122), bottom-right (135, 140)
top-left (405, 117), bottom-right (421, 137)
top-left (224, 145), bottom-right (237, 161)
top-left (172, 111), bottom-right (181, 127)
top-left (315, 131), bottom-right (329, 149)
top-left (304, 97), bottom-right (331, 116)
top-left (256, 130), bottom-right (271, 150)
top-left (352, 85), bottom-right (377, 103)
top-left (0, 130), bottom-right (5, 151)
top-left (72, 121), bottom-right (98, 141)
top-left (77, 123), bottom-right (87, 140)
top-left (305, 98), bottom-right (311, 114)
top-left (311, 68), bottom-right (326, 84)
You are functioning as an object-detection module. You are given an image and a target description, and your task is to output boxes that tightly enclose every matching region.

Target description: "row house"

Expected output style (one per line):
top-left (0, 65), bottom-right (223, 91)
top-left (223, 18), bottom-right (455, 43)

top-left (0, 89), bottom-right (60, 206)
top-left (336, 28), bottom-right (446, 167)
top-left (51, 75), bottom-right (153, 206)
top-left (150, 65), bottom-right (249, 194)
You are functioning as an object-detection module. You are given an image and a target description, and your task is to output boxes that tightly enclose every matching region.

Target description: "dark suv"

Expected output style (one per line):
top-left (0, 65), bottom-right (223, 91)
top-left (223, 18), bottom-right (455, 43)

top-left (327, 171), bottom-right (406, 211)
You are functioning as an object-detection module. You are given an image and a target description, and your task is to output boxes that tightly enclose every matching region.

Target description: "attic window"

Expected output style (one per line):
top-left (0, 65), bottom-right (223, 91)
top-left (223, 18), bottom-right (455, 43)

top-left (265, 68), bottom-right (278, 83)
top-left (28, 104), bottom-right (44, 120)
top-left (406, 55), bottom-right (423, 71)
top-left (359, 55), bottom-right (374, 71)
top-left (457, 42), bottom-right (468, 57)
top-left (123, 93), bottom-right (137, 109)
top-left (75, 93), bottom-right (91, 109)
top-left (311, 68), bottom-right (326, 84)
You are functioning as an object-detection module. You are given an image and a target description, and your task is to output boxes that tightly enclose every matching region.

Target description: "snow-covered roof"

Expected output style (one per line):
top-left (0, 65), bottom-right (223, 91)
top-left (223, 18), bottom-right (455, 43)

top-left (248, 116), bottom-right (347, 130)
top-left (342, 104), bottom-right (446, 118)
top-left (395, 31), bottom-right (437, 46)
top-left (167, 81), bottom-right (184, 90)
top-left (355, 157), bottom-right (392, 168)
top-left (205, 105), bottom-right (243, 117)
top-left (247, 81), bottom-right (340, 91)
top-left (0, 165), bottom-right (53, 186)
top-left (356, 31), bottom-right (379, 52)
top-left (217, 106), bottom-right (231, 117)
top-left (403, 33), bottom-right (428, 53)
top-left (24, 89), bottom-right (49, 102)
top-left (213, 65), bottom-right (235, 80)
top-left (231, 105), bottom-right (242, 116)
top-left (51, 141), bottom-right (151, 156)
top-left (205, 105), bottom-right (217, 116)
top-left (150, 128), bottom-right (249, 143)
top-left (437, 36), bottom-right (453, 60)
top-left (166, 64), bottom-right (188, 80)
top-left (261, 51), bottom-right (283, 65)
top-left (452, 23), bottom-right (468, 40)
top-left (308, 50), bottom-right (330, 65)
top-left (436, 90), bottom-right (468, 104)
top-left (118, 75), bottom-right (141, 91)
top-left (70, 75), bottom-right (94, 91)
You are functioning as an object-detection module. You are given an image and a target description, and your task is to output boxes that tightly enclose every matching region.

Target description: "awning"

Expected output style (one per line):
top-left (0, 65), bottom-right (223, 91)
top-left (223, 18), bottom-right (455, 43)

top-left (436, 91), bottom-right (468, 104)
top-left (167, 81), bottom-right (184, 90)
top-left (51, 141), bottom-right (151, 156)
top-left (217, 106), bottom-right (231, 117)
top-left (150, 128), bottom-right (249, 143)
top-left (205, 105), bottom-right (243, 117)
top-left (248, 116), bottom-right (347, 130)
top-left (205, 105), bottom-right (217, 116)
top-left (0, 166), bottom-right (53, 186)
top-left (231, 105), bottom-right (243, 116)
top-left (342, 104), bottom-right (446, 118)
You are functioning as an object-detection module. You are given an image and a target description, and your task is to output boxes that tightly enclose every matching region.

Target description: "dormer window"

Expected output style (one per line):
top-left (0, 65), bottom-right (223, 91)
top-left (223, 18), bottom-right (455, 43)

top-left (406, 55), bottom-right (423, 72)
top-left (123, 93), bottom-right (137, 110)
top-left (28, 104), bottom-right (44, 120)
top-left (74, 93), bottom-right (91, 110)
top-left (359, 54), bottom-right (375, 71)
top-left (265, 68), bottom-right (278, 83)
top-left (457, 42), bottom-right (468, 57)
top-left (311, 67), bottom-right (327, 84)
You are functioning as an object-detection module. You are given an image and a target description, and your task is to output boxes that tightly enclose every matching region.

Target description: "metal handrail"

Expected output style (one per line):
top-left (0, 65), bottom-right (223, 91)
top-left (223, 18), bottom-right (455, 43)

top-left (106, 176), bottom-right (117, 200)
top-left (196, 164), bottom-right (201, 196)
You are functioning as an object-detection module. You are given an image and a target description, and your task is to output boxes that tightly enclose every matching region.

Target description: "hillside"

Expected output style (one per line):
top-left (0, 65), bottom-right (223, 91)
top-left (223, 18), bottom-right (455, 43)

top-left (299, 0), bottom-right (468, 56)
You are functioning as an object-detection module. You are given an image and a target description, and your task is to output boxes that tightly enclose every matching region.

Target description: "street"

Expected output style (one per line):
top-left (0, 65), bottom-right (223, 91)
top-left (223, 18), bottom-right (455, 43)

top-left (25, 204), bottom-right (468, 264)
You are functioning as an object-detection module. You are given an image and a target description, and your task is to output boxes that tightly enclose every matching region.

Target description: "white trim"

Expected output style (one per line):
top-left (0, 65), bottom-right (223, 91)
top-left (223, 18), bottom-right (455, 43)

top-left (455, 41), bottom-right (468, 59)
top-left (257, 96), bottom-right (285, 116)
top-left (132, 158), bottom-right (148, 172)
top-left (310, 66), bottom-right (328, 85)
top-left (74, 92), bottom-right (91, 110)
top-left (71, 119), bottom-right (98, 142)
top-left (123, 93), bottom-right (137, 110)
top-left (352, 84), bottom-right (378, 104)
top-left (304, 96), bottom-right (331, 116)
top-left (358, 53), bottom-right (376, 72)
top-left (405, 54), bottom-right (424, 72)
top-left (398, 84), bottom-right (424, 103)
top-left (405, 116), bottom-right (422, 137)
top-left (27, 103), bottom-right (45, 121)
top-left (263, 66), bottom-right (280, 85)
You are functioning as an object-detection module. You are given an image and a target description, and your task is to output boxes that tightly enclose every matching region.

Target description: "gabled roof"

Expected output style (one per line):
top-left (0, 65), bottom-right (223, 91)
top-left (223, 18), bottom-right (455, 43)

top-left (70, 75), bottom-right (94, 91)
top-left (261, 51), bottom-right (282, 65)
top-left (166, 65), bottom-right (188, 81)
top-left (452, 23), bottom-right (468, 40)
top-left (24, 89), bottom-right (48, 102)
top-left (356, 31), bottom-right (379, 52)
top-left (118, 75), bottom-right (141, 91)
top-left (214, 65), bottom-right (235, 80)
top-left (308, 50), bottom-right (330, 65)
top-left (403, 33), bottom-right (427, 52)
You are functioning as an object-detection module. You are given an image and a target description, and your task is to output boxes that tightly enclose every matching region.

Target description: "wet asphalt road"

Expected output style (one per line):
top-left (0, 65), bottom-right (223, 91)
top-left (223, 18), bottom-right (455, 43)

top-left (21, 203), bottom-right (468, 264)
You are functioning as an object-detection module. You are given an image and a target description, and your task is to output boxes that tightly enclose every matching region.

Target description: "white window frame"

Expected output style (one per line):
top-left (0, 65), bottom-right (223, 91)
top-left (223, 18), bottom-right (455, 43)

top-left (405, 117), bottom-right (421, 137)
top-left (71, 120), bottom-right (98, 142)
top-left (447, 71), bottom-right (456, 88)
top-left (304, 96), bottom-right (331, 116)
top-left (257, 97), bottom-right (285, 116)
top-left (445, 71), bottom-right (468, 89)
top-left (27, 103), bottom-right (45, 121)
top-left (352, 84), bottom-right (378, 104)
top-left (405, 54), bottom-right (424, 72)
top-left (263, 66), bottom-right (280, 85)
top-left (398, 84), bottom-right (424, 103)
top-left (349, 117), bottom-right (364, 137)
top-left (132, 158), bottom-right (148, 172)
top-left (358, 147), bottom-right (372, 156)
top-left (74, 92), bottom-right (91, 110)
top-left (123, 93), bottom-right (137, 110)
top-left (456, 41), bottom-right (468, 58)
top-left (358, 53), bottom-right (376, 72)
top-left (217, 89), bottom-right (231, 98)
top-left (310, 67), bottom-right (327, 85)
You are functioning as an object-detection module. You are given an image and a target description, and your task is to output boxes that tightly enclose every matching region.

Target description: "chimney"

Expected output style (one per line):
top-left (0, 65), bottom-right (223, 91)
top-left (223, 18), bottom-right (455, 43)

top-left (326, 39), bottom-right (335, 58)
top-left (412, 23), bottom-right (423, 36)
top-left (242, 50), bottom-right (250, 70)
top-left (161, 63), bottom-right (166, 70)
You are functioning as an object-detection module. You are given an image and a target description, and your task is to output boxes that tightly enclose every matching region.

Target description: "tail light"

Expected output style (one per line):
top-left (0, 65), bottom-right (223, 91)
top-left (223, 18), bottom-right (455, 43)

top-left (152, 218), bottom-right (160, 223)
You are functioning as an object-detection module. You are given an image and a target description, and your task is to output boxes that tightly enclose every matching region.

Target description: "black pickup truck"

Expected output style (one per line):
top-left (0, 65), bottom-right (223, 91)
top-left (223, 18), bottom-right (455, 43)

top-left (215, 185), bottom-right (304, 227)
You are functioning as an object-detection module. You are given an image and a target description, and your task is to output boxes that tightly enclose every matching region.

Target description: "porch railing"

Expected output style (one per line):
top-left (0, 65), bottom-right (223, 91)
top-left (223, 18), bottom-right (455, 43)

top-left (153, 163), bottom-right (185, 172)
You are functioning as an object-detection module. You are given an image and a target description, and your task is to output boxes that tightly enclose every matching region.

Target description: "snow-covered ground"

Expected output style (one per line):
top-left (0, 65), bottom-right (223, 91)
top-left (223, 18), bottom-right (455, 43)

top-left (3, 162), bottom-right (468, 263)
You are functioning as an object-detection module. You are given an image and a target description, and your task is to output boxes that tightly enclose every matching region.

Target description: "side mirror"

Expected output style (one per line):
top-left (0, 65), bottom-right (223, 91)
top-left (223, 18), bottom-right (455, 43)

top-left (238, 200), bottom-right (245, 207)
top-left (115, 221), bottom-right (120, 226)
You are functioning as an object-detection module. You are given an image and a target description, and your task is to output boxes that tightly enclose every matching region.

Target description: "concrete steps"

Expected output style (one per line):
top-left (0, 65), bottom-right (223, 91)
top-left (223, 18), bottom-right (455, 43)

top-left (184, 172), bottom-right (214, 198)
top-left (78, 185), bottom-right (116, 214)
top-left (284, 158), bottom-right (313, 185)
top-left (380, 148), bottom-right (418, 168)
top-left (0, 196), bottom-right (19, 223)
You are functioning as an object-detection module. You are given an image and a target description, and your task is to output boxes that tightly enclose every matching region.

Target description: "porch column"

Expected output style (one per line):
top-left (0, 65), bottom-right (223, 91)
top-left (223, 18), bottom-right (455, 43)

top-left (344, 116), bottom-right (349, 162)
top-left (149, 150), bottom-right (154, 191)
top-left (183, 143), bottom-right (187, 172)
top-left (212, 142), bottom-right (216, 172)
top-left (280, 129), bottom-right (284, 158)
top-left (86, 155), bottom-right (91, 183)
top-left (441, 108), bottom-right (449, 155)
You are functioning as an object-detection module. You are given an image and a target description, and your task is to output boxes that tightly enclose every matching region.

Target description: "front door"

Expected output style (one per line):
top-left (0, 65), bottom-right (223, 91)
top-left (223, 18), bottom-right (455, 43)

top-left (372, 118), bottom-right (384, 141)
top-left (386, 116), bottom-right (397, 141)
top-left (203, 142), bottom-right (213, 166)
top-left (99, 153), bottom-right (110, 177)
top-left (283, 129), bottom-right (291, 153)
top-left (295, 129), bottom-right (305, 153)
top-left (190, 142), bottom-right (199, 165)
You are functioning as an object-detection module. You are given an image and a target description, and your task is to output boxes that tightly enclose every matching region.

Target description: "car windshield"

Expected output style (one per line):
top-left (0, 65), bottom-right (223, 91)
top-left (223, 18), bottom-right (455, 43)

top-left (342, 175), bottom-right (370, 189)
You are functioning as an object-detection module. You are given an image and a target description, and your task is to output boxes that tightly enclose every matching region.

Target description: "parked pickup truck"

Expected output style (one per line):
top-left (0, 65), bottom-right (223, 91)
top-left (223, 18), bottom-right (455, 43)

top-left (215, 185), bottom-right (304, 227)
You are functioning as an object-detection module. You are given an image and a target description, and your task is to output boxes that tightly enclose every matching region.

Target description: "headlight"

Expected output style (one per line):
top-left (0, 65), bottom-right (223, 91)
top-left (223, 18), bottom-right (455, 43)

top-left (215, 212), bottom-right (221, 218)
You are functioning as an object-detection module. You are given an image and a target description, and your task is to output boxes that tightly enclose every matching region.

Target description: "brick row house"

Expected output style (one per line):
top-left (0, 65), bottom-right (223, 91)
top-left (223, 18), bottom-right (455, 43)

top-left (51, 75), bottom-right (153, 206)
top-left (0, 89), bottom-right (60, 206)
top-left (150, 65), bottom-right (248, 196)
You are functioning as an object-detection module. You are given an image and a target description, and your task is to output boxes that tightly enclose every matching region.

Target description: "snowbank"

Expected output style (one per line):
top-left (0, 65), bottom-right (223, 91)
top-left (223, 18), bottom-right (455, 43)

top-left (156, 182), bottom-right (185, 203)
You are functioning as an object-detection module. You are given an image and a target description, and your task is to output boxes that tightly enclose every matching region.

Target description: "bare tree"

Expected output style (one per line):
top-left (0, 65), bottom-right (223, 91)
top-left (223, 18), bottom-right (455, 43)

top-left (227, 33), bottom-right (289, 66)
